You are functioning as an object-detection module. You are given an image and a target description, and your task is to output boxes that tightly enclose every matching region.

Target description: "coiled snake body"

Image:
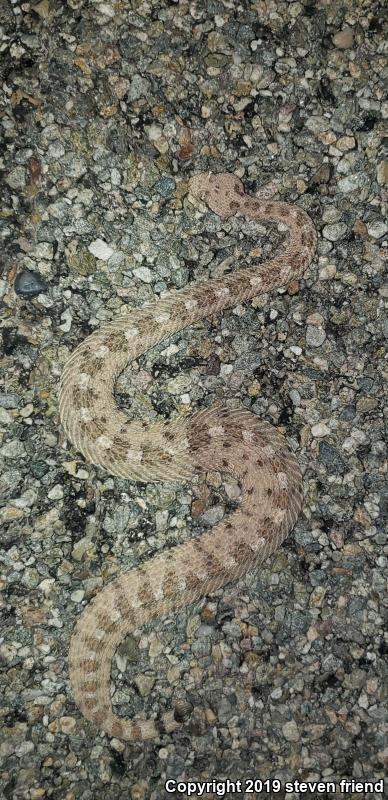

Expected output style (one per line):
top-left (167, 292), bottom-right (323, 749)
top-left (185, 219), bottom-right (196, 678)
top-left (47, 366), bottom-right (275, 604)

top-left (59, 172), bottom-right (317, 740)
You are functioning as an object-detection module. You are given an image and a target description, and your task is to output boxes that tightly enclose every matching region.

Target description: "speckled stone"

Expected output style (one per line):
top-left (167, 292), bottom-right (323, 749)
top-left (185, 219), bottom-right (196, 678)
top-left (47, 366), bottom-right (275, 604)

top-left (306, 325), bottom-right (326, 347)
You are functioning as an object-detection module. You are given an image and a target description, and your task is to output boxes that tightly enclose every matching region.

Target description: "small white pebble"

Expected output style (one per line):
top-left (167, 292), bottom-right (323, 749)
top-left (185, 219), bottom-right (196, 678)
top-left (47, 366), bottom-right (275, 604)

top-left (133, 266), bottom-right (153, 283)
top-left (88, 238), bottom-right (114, 261)
top-left (0, 407), bottom-right (12, 424)
top-left (311, 422), bottom-right (330, 437)
top-left (147, 124), bottom-right (163, 141)
top-left (19, 403), bottom-right (34, 418)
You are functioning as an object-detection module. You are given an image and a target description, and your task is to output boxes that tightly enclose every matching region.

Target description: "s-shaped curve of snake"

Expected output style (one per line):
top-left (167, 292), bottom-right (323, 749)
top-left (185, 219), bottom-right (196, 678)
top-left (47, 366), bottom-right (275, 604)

top-left (59, 172), bottom-right (317, 741)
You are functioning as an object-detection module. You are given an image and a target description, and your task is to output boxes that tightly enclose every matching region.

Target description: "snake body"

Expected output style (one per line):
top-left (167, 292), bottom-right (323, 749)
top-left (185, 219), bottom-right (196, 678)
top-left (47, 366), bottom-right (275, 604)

top-left (59, 172), bottom-right (317, 740)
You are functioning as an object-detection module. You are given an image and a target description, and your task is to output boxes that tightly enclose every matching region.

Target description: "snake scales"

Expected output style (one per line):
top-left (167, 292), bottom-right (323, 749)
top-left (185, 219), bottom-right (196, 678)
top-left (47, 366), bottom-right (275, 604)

top-left (59, 172), bottom-right (317, 740)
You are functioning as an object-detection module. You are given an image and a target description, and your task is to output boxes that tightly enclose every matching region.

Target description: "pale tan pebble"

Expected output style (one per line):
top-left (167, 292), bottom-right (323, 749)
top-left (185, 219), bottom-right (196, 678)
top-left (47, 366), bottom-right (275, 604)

top-left (124, 327), bottom-right (139, 342)
top-left (224, 480), bottom-right (241, 500)
top-left (130, 782), bottom-right (147, 800)
top-left (48, 484), bottom-right (64, 500)
top-left (341, 272), bottom-right (359, 286)
top-left (94, 345), bottom-right (111, 357)
top-left (349, 63), bottom-right (361, 78)
top-left (0, 407), bottom-right (12, 424)
top-left (311, 422), bottom-right (331, 438)
top-left (333, 28), bottom-right (354, 49)
top-left (250, 537), bottom-right (266, 553)
top-left (208, 425), bottom-right (225, 436)
top-left (0, 506), bottom-right (25, 522)
top-left (287, 279), bottom-right (299, 295)
top-left (335, 135), bottom-right (356, 151)
top-left (376, 161), bottom-right (388, 186)
top-left (95, 435), bottom-right (113, 450)
top-left (319, 263), bottom-right (337, 280)
top-left (352, 219), bottom-right (368, 238)
top-left (276, 472), bottom-right (288, 489)
top-left (58, 716), bottom-right (77, 734)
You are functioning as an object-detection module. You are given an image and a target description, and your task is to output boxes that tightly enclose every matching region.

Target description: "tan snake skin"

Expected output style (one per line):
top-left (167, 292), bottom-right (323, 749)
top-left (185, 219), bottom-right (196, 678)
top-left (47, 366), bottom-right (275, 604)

top-left (59, 172), bottom-right (317, 740)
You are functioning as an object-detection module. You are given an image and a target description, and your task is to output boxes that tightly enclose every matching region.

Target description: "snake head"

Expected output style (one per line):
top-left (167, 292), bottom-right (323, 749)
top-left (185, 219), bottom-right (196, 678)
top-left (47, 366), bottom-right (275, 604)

top-left (189, 172), bottom-right (245, 217)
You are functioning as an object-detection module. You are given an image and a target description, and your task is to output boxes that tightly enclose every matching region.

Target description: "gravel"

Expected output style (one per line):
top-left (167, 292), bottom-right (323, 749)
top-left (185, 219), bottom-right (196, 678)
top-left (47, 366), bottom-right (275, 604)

top-left (0, 1), bottom-right (386, 798)
top-left (14, 271), bottom-right (49, 297)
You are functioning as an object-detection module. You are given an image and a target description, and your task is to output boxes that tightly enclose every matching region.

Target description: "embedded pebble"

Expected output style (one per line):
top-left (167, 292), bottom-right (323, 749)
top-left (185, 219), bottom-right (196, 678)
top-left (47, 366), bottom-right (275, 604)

top-left (322, 223), bottom-right (347, 241)
top-left (133, 266), bottom-right (153, 283)
top-left (127, 74), bottom-right (151, 102)
top-left (306, 325), bottom-right (326, 347)
top-left (35, 242), bottom-right (54, 260)
top-left (88, 239), bottom-right (115, 260)
top-left (14, 270), bottom-right (48, 297)
top-left (376, 161), bottom-right (388, 185)
top-left (200, 504), bottom-right (225, 526)
top-left (47, 484), bottom-right (64, 500)
top-left (335, 136), bottom-right (356, 152)
top-left (366, 220), bottom-right (388, 239)
top-left (1, 1), bottom-right (385, 794)
top-left (311, 422), bottom-right (330, 438)
top-left (6, 165), bottom-right (27, 189)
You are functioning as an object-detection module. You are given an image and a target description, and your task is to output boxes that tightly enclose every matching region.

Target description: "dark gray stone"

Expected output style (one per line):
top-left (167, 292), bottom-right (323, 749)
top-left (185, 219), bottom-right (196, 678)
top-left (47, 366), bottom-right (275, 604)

top-left (14, 271), bottom-right (48, 297)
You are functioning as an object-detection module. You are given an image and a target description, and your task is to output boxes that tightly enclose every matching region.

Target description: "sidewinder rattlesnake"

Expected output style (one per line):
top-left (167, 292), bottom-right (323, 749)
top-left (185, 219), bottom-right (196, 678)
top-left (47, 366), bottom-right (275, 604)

top-left (59, 172), bottom-right (317, 740)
